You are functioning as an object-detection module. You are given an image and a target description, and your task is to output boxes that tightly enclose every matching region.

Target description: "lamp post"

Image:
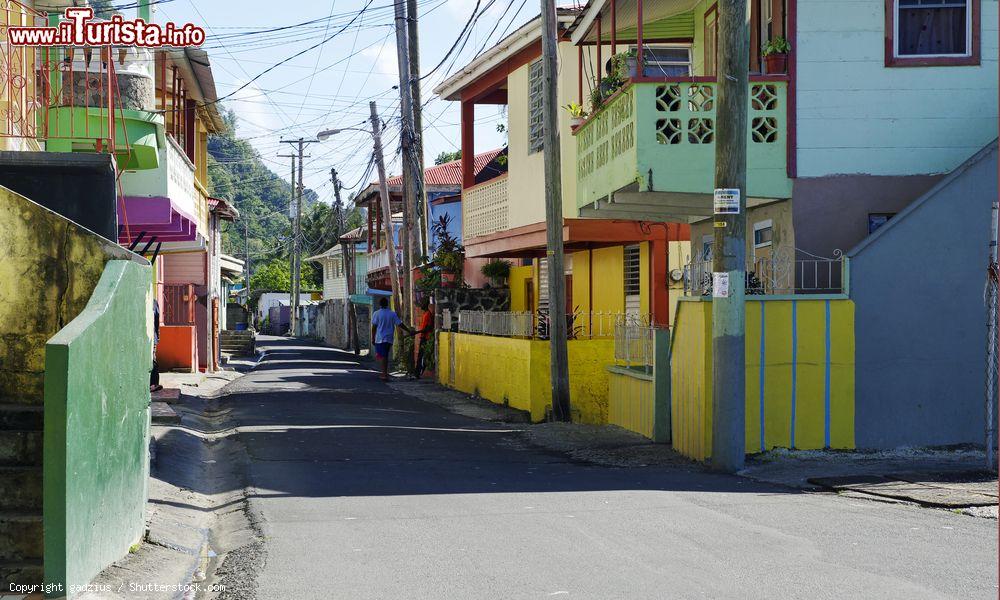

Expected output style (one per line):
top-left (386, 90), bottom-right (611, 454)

top-left (317, 103), bottom-right (402, 312)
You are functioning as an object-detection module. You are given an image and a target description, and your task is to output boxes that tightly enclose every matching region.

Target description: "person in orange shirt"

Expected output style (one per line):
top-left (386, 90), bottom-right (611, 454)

top-left (411, 296), bottom-right (434, 380)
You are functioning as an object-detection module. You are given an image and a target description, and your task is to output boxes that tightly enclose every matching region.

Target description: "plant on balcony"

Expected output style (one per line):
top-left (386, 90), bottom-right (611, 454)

top-left (430, 213), bottom-right (465, 288)
top-left (563, 102), bottom-right (589, 127)
top-left (762, 36), bottom-right (791, 75)
top-left (590, 51), bottom-right (631, 112)
top-left (480, 259), bottom-right (512, 288)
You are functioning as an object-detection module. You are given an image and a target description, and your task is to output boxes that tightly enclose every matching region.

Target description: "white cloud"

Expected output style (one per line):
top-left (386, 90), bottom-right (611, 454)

top-left (361, 41), bottom-right (399, 82)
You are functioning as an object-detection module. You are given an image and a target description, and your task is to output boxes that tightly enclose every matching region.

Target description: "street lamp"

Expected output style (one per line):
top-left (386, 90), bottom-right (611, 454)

top-left (316, 127), bottom-right (372, 142)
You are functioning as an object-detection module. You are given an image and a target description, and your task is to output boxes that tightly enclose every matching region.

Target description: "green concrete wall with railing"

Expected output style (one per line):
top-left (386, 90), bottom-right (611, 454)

top-left (43, 260), bottom-right (152, 596)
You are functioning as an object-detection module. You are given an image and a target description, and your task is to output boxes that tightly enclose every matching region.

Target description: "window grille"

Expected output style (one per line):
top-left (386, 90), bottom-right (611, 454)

top-left (528, 60), bottom-right (544, 154)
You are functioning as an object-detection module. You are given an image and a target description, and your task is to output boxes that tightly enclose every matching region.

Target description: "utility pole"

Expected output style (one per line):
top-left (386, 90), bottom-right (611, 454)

top-left (277, 152), bottom-right (297, 334)
top-left (244, 217), bottom-right (251, 317)
top-left (539, 0), bottom-right (571, 422)
top-left (394, 0), bottom-right (423, 324)
top-left (406, 0), bottom-right (429, 258)
top-left (710, 0), bottom-right (750, 473)
top-left (333, 168), bottom-right (361, 355)
top-left (280, 138), bottom-right (317, 337)
top-left (371, 101), bottom-right (403, 312)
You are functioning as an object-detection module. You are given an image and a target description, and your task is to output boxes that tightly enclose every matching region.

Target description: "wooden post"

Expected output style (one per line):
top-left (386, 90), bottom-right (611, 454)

top-left (460, 99), bottom-right (475, 189)
top-left (610, 0), bottom-right (617, 57)
top-left (540, 0), bottom-right (571, 422)
top-left (596, 16), bottom-right (603, 85)
top-left (407, 0), bottom-right (430, 258)
top-left (371, 101), bottom-right (403, 312)
top-left (636, 0), bottom-right (645, 76)
top-left (711, 0), bottom-right (750, 473)
top-left (394, 0), bottom-right (419, 323)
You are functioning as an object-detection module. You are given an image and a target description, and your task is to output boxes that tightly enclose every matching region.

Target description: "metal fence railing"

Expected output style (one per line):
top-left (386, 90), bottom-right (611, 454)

top-left (614, 323), bottom-right (657, 371)
top-left (444, 310), bottom-right (653, 341)
top-left (683, 248), bottom-right (847, 297)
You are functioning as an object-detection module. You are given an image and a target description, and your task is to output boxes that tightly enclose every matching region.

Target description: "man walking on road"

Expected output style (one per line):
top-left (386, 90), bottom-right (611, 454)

top-left (371, 296), bottom-right (413, 381)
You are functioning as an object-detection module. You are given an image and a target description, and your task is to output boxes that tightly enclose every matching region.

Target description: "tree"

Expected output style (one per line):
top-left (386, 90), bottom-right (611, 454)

top-left (250, 259), bottom-right (291, 292)
top-left (434, 150), bottom-right (461, 165)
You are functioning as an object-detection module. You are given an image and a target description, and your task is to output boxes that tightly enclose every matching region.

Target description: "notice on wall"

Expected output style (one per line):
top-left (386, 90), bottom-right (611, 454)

top-left (714, 188), bottom-right (740, 214)
top-left (713, 272), bottom-right (730, 298)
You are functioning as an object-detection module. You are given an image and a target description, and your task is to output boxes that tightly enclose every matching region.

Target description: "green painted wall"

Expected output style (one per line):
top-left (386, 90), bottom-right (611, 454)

top-left (43, 260), bottom-right (152, 595)
top-left (796, 0), bottom-right (998, 177)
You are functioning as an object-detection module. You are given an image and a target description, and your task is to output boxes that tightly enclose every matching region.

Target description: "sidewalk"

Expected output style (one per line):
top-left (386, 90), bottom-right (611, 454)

top-left (740, 448), bottom-right (998, 518)
top-left (79, 365), bottom-right (254, 599)
top-left (390, 374), bottom-right (998, 517)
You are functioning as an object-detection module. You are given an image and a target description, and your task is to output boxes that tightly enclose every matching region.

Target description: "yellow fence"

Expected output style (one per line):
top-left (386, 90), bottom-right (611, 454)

top-left (437, 332), bottom-right (615, 423)
top-left (608, 368), bottom-right (655, 438)
top-left (671, 298), bottom-right (856, 461)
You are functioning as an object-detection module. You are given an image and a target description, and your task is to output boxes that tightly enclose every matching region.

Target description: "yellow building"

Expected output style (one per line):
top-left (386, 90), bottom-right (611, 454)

top-left (434, 8), bottom-right (691, 327)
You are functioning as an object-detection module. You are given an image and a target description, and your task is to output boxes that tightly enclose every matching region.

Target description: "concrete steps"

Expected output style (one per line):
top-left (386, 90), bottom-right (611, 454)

top-left (219, 330), bottom-right (254, 356)
top-left (0, 513), bottom-right (43, 561)
top-left (0, 466), bottom-right (42, 512)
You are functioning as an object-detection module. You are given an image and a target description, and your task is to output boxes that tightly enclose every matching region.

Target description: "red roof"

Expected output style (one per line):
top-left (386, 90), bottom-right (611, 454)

top-left (382, 148), bottom-right (504, 187)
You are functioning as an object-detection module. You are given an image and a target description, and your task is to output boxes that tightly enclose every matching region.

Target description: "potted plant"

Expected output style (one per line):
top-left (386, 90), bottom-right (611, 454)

top-left (430, 213), bottom-right (465, 288)
top-left (563, 102), bottom-right (588, 127)
top-left (480, 259), bottom-right (512, 288)
top-left (762, 36), bottom-right (791, 75)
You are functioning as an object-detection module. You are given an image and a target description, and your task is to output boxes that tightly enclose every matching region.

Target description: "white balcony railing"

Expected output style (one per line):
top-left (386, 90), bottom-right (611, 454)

top-left (463, 174), bottom-right (508, 240)
top-left (367, 247), bottom-right (403, 274)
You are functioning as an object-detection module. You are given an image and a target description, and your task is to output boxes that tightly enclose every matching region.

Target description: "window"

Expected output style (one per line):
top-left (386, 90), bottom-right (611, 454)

top-left (624, 245), bottom-right (641, 316)
top-left (627, 45), bottom-right (692, 78)
top-left (528, 60), bottom-right (544, 154)
top-left (624, 245), bottom-right (641, 296)
top-left (868, 213), bottom-right (896, 234)
top-left (753, 220), bottom-right (774, 248)
top-left (888, 0), bottom-right (980, 66)
top-left (701, 235), bottom-right (713, 261)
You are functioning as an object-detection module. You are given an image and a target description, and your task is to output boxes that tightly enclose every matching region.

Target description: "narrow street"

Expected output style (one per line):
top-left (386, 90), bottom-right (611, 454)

top-left (216, 337), bottom-right (995, 600)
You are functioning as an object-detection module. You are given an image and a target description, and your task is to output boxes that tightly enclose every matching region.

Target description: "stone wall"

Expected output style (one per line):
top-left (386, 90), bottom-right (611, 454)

top-left (318, 300), bottom-right (371, 350)
top-left (434, 288), bottom-right (511, 327)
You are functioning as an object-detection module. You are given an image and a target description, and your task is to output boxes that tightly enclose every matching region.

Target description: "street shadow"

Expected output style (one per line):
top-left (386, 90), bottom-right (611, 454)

top-left (153, 336), bottom-right (800, 501)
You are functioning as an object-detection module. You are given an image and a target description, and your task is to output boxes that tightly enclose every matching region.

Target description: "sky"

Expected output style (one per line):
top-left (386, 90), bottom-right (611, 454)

top-left (151, 0), bottom-right (542, 207)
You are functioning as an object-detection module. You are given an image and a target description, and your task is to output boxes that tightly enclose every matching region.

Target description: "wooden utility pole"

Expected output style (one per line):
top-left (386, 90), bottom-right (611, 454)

top-left (394, 0), bottom-right (424, 324)
top-left (371, 101), bottom-right (403, 312)
top-left (406, 0), bottom-right (429, 257)
top-left (277, 152), bottom-right (298, 334)
top-left (539, 0), bottom-right (571, 422)
top-left (710, 0), bottom-right (750, 473)
top-left (333, 168), bottom-right (361, 355)
top-left (280, 138), bottom-right (317, 337)
top-left (244, 217), bottom-right (251, 317)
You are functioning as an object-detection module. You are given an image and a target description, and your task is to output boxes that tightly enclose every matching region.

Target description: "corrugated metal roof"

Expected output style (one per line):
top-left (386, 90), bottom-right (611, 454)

top-left (381, 148), bottom-right (504, 187)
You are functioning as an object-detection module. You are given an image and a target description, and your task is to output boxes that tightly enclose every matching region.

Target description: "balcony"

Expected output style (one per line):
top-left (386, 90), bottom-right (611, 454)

top-left (574, 79), bottom-right (792, 221)
top-left (118, 136), bottom-right (204, 248)
top-left (367, 247), bottom-right (403, 274)
top-left (462, 174), bottom-right (509, 240)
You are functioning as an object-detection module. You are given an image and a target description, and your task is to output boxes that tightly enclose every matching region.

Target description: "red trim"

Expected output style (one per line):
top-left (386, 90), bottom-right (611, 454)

top-left (787, 0), bottom-right (797, 178)
top-left (597, 16), bottom-right (603, 86)
top-left (578, 45), bottom-right (584, 104)
top-left (884, 0), bottom-right (981, 67)
top-left (636, 0), bottom-right (644, 74)
top-left (460, 100), bottom-right (475, 189)
top-left (704, 3), bottom-right (718, 76)
top-left (750, 0), bottom-right (761, 73)
top-left (460, 40), bottom-right (542, 102)
top-left (610, 0), bottom-right (617, 56)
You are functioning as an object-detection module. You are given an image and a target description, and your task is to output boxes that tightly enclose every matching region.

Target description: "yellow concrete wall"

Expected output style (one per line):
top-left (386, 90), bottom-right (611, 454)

top-left (608, 369), bottom-right (654, 438)
top-left (506, 41), bottom-right (580, 228)
top-left (671, 298), bottom-right (856, 461)
top-left (438, 332), bottom-right (615, 424)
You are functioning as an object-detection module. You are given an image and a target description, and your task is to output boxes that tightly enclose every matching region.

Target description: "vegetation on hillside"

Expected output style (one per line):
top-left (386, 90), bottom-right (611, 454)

top-left (208, 108), bottom-right (362, 291)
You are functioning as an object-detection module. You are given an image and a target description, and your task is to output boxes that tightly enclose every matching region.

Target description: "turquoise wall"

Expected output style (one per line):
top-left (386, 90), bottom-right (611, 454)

top-left (43, 260), bottom-right (152, 595)
top-left (796, 0), bottom-right (999, 177)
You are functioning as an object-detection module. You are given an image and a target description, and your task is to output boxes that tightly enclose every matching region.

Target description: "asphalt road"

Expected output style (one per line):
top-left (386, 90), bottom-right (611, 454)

top-left (220, 337), bottom-right (997, 600)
